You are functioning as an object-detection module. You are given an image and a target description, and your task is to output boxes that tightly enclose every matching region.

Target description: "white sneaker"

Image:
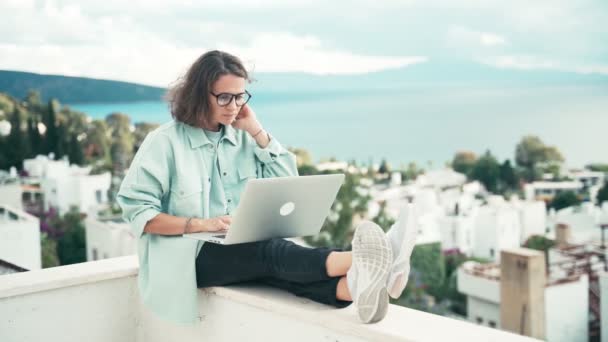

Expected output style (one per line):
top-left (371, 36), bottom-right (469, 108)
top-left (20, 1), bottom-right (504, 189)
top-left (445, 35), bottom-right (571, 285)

top-left (385, 203), bottom-right (419, 299)
top-left (346, 221), bottom-right (393, 323)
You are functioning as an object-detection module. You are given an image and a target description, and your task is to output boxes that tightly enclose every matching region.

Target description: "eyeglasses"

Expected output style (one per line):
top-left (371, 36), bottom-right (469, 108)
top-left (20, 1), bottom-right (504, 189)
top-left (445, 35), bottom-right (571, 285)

top-left (209, 90), bottom-right (252, 107)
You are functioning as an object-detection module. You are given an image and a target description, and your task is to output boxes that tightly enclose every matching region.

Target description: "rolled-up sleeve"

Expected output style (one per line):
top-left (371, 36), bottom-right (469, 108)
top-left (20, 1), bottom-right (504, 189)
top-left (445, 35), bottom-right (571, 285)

top-left (253, 134), bottom-right (298, 178)
top-left (116, 131), bottom-right (172, 238)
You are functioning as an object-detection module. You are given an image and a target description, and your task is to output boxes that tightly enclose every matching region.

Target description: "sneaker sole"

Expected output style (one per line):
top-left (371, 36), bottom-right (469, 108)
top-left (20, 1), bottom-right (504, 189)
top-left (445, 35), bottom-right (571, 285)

top-left (353, 222), bottom-right (392, 323)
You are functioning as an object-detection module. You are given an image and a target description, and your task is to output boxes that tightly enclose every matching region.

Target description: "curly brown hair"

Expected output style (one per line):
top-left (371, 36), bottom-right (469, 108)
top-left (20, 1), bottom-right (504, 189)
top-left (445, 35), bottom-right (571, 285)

top-left (166, 50), bottom-right (250, 127)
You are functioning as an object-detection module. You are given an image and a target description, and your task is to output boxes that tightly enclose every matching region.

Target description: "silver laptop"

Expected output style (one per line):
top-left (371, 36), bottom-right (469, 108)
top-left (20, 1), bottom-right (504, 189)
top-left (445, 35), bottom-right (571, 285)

top-left (183, 174), bottom-right (344, 244)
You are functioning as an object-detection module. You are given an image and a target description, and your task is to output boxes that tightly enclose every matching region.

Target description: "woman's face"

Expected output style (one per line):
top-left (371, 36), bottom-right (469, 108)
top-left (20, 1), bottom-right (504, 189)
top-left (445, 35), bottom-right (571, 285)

top-left (206, 74), bottom-right (246, 130)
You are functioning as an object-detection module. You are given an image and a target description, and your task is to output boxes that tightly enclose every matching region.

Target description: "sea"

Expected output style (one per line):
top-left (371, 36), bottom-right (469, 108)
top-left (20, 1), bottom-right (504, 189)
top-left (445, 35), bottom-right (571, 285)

top-left (70, 82), bottom-right (608, 169)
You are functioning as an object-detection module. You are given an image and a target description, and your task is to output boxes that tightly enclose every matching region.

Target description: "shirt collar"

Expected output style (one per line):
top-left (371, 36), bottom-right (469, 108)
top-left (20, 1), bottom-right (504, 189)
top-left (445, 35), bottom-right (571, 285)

top-left (184, 123), bottom-right (238, 149)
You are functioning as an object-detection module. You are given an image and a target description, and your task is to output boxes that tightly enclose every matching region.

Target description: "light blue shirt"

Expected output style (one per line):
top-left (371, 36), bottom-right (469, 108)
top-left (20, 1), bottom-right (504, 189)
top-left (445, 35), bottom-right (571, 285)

top-left (203, 128), bottom-right (227, 218)
top-left (116, 120), bottom-right (298, 324)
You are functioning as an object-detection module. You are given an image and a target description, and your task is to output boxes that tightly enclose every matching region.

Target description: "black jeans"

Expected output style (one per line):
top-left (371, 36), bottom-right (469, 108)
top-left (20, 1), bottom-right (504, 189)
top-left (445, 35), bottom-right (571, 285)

top-left (196, 238), bottom-right (352, 308)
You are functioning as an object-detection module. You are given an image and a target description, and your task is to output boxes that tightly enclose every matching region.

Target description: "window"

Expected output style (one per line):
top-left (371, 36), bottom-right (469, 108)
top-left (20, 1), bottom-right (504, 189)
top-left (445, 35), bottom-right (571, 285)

top-left (476, 317), bottom-right (484, 324)
top-left (92, 248), bottom-right (98, 261)
top-left (22, 192), bottom-right (32, 202)
top-left (489, 321), bottom-right (496, 328)
top-left (95, 190), bottom-right (103, 204)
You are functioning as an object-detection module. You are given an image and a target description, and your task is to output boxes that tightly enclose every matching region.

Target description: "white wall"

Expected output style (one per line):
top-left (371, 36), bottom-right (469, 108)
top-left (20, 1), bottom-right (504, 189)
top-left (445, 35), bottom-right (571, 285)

top-left (473, 206), bottom-right (521, 262)
top-left (517, 201), bottom-right (547, 243)
top-left (0, 183), bottom-right (23, 210)
top-left (0, 205), bottom-right (40, 270)
top-left (467, 297), bottom-right (501, 329)
top-left (43, 172), bottom-right (111, 215)
top-left (545, 275), bottom-right (589, 342)
top-left (85, 217), bottom-right (136, 261)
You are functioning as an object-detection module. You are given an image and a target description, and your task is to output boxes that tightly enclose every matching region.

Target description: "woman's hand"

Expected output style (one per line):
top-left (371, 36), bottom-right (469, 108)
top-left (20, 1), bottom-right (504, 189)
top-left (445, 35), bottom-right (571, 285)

top-left (232, 104), bottom-right (262, 135)
top-left (190, 216), bottom-right (231, 233)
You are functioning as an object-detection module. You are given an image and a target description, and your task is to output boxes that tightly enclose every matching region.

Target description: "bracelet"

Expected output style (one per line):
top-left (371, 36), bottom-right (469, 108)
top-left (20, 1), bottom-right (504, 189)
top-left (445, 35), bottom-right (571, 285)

top-left (184, 217), bottom-right (194, 234)
top-left (252, 127), bottom-right (264, 138)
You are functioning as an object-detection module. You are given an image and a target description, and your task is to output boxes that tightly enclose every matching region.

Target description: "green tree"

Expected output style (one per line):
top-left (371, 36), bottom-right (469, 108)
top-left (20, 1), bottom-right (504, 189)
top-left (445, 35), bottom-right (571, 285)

top-left (470, 150), bottom-right (500, 193)
top-left (27, 116), bottom-right (43, 157)
top-left (44, 99), bottom-right (60, 157)
top-left (596, 182), bottom-right (608, 205)
top-left (25, 90), bottom-right (43, 112)
top-left (6, 106), bottom-right (30, 169)
top-left (378, 159), bottom-right (391, 175)
top-left (84, 120), bottom-right (112, 163)
top-left (452, 151), bottom-right (477, 176)
top-left (498, 159), bottom-right (519, 193)
top-left (550, 191), bottom-right (581, 211)
top-left (371, 201), bottom-right (395, 231)
top-left (40, 233), bottom-right (60, 268)
top-left (409, 242), bottom-right (446, 299)
top-left (586, 164), bottom-right (608, 173)
top-left (515, 135), bottom-right (564, 181)
top-left (133, 122), bottom-right (160, 153)
top-left (68, 134), bottom-right (85, 165)
top-left (106, 112), bottom-right (134, 174)
top-left (402, 162), bottom-right (423, 181)
top-left (288, 147), bottom-right (313, 167)
top-left (53, 208), bottom-right (87, 265)
top-left (304, 172), bottom-right (370, 249)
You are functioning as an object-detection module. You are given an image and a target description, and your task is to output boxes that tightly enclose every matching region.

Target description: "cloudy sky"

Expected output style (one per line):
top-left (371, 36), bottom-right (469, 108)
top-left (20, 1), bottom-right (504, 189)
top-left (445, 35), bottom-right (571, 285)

top-left (1, 0), bottom-right (607, 86)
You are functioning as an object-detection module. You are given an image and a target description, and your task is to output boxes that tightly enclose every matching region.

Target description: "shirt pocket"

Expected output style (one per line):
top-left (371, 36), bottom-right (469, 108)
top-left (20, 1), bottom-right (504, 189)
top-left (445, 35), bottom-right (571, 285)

top-left (169, 181), bottom-right (204, 218)
top-left (226, 161), bottom-right (257, 185)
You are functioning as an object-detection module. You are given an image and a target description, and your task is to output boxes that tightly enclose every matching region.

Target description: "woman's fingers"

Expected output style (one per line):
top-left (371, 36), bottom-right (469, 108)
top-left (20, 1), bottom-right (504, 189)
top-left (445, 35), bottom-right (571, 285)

top-left (219, 215), bottom-right (232, 225)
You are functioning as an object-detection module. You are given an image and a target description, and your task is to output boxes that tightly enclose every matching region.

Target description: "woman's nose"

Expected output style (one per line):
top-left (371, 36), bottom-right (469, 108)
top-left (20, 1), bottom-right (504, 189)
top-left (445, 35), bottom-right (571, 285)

top-left (227, 97), bottom-right (238, 110)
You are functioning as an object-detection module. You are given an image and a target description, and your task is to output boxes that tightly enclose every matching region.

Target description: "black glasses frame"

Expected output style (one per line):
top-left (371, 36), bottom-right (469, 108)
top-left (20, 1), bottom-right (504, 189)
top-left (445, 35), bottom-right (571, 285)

top-left (209, 90), bottom-right (252, 107)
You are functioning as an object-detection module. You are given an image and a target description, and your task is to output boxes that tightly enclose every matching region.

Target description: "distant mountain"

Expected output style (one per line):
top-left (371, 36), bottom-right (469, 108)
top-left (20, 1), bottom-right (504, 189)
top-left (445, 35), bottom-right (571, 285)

top-left (250, 59), bottom-right (608, 92)
top-left (0, 70), bottom-right (166, 104)
top-left (2, 60), bottom-right (607, 104)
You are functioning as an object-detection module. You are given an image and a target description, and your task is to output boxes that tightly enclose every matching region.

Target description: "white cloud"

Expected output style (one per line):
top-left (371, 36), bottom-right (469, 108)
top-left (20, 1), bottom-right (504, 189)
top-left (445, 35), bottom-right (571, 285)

top-left (479, 55), bottom-right (608, 75)
top-left (0, 1), bottom-right (426, 85)
top-left (480, 33), bottom-right (506, 47)
top-left (220, 32), bottom-right (427, 75)
top-left (447, 26), bottom-right (508, 48)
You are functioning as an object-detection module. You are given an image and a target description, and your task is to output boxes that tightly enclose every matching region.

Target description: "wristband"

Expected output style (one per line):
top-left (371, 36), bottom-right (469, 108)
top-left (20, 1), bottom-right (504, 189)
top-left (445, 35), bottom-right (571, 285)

top-left (252, 127), bottom-right (264, 138)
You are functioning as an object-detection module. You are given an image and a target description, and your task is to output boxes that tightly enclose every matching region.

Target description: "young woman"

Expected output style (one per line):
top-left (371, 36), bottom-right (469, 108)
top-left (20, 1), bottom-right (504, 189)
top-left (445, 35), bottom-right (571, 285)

top-left (116, 50), bottom-right (417, 325)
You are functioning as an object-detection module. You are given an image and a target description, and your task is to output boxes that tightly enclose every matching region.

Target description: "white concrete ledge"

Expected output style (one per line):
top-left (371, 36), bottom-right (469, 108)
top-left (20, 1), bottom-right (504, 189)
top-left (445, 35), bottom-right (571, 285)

top-left (204, 285), bottom-right (540, 342)
top-left (0, 255), bottom-right (138, 299)
top-left (1, 256), bottom-right (542, 342)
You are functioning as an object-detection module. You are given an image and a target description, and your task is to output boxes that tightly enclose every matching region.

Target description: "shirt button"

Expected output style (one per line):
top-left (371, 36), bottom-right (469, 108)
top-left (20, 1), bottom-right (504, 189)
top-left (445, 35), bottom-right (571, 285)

top-left (208, 177), bottom-right (211, 182)
top-left (223, 172), bottom-right (227, 176)
top-left (227, 199), bottom-right (232, 203)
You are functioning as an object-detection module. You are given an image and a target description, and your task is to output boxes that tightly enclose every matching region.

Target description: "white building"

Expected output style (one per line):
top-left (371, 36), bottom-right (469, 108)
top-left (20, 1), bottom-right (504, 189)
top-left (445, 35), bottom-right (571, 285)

top-left (458, 260), bottom-right (589, 342)
top-left (85, 208), bottom-right (136, 261)
top-left (438, 208), bottom-right (477, 255)
top-left (568, 170), bottom-right (605, 189)
top-left (23, 155), bottom-right (111, 215)
top-left (524, 181), bottom-right (583, 202)
top-left (415, 168), bottom-right (467, 189)
top-left (472, 199), bottom-right (522, 262)
top-left (510, 199), bottom-right (547, 244)
top-left (548, 202), bottom-right (608, 245)
top-left (0, 204), bottom-right (41, 270)
top-left (0, 181), bottom-right (23, 211)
